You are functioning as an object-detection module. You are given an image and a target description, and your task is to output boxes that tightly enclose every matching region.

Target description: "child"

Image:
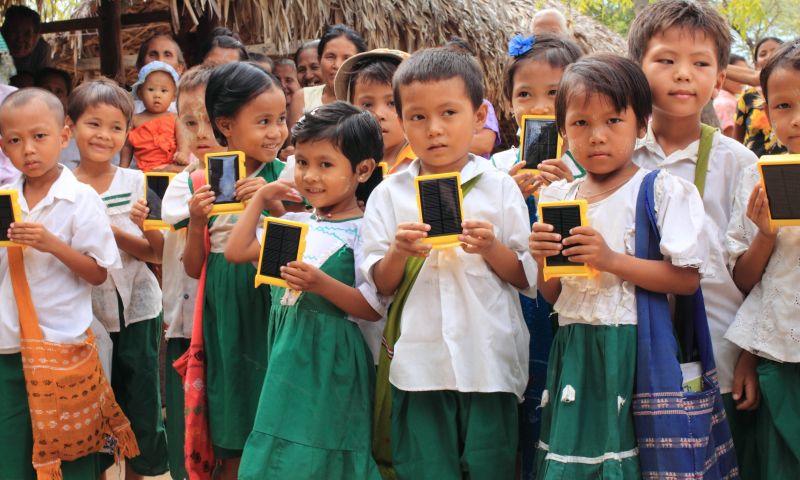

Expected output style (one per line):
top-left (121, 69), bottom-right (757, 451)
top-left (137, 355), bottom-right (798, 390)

top-left (34, 67), bottom-right (71, 111)
top-left (121, 61), bottom-right (184, 172)
top-left (360, 47), bottom-right (535, 479)
top-left (725, 38), bottom-right (800, 479)
top-left (490, 32), bottom-right (583, 478)
top-left (134, 33), bottom-right (185, 114)
top-left (69, 79), bottom-right (169, 480)
top-left (335, 48), bottom-right (416, 175)
top-left (141, 64), bottom-right (220, 480)
top-left (0, 88), bottom-right (121, 479)
top-left (182, 61), bottom-right (301, 480)
top-left (530, 54), bottom-right (706, 478)
top-left (227, 101), bottom-right (384, 479)
top-left (628, 1), bottom-right (760, 474)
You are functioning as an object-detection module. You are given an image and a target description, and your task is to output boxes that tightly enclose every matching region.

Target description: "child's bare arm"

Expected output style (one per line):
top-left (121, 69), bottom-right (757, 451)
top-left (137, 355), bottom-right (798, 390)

top-left (529, 222), bottom-right (563, 303)
top-left (151, 163), bottom-right (186, 173)
top-left (183, 185), bottom-right (214, 279)
top-left (373, 223), bottom-right (432, 296)
top-left (281, 261), bottom-right (382, 320)
top-left (732, 185), bottom-right (777, 293)
top-left (130, 199), bottom-right (165, 261)
top-left (562, 225), bottom-right (700, 295)
top-left (9, 222), bottom-right (107, 285)
top-left (460, 219), bottom-right (528, 289)
top-left (111, 226), bottom-right (162, 264)
top-left (120, 142), bottom-right (133, 168)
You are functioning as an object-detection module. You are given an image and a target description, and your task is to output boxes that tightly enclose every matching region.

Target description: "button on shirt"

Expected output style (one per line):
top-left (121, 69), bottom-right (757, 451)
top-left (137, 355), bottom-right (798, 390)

top-left (632, 126), bottom-right (757, 393)
top-left (359, 155), bottom-right (535, 399)
top-left (0, 167), bottom-right (121, 353)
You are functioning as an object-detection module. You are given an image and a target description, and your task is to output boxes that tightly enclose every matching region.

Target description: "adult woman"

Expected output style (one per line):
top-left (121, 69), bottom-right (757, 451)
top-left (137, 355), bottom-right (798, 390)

top-left (287, 25), bottom-right (366, 128)
top-left (734, 37), bottom-right (786, 156)
top-left (294, 40), bottom-right (323, 88)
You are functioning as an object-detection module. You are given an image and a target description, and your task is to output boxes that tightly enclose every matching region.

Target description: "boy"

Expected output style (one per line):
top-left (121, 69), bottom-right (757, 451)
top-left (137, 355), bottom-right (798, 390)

top-left (334, 48), bottom-right (416, 174)
top-left (0, 88), bottom-right (121, 479)
top-left (360, 47), bottom-right (535, 479)
top-left (628, 0), bottom-right (760, 475)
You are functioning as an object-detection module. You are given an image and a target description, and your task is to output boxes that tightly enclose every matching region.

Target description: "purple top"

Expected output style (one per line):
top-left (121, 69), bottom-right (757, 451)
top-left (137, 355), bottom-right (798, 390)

top-left (481, 99), bottom-right (501, 158)
top-left (0, 84), bottom-right (20, 186)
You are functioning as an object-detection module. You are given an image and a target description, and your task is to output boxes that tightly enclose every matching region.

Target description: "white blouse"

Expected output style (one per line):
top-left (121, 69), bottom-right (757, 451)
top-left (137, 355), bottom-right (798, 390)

top-left (541, 168), bottom-right (707, 327)
top-left (0, 167), bottom-right (121, 353)
top-left (725, 164), bottom-right (800, 363)
top-left (360, 155), bottom-right (536, 399)
top-left (91, 168), bottom-right (162, 332)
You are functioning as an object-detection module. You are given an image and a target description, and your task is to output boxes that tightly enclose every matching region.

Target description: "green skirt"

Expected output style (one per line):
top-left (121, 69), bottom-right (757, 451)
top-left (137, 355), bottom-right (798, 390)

top-left (535, 323), bottom-right (640, 479)
top-left (239, 249), bottom-right (378, 479)
top-left (0, 353), bottom-right (114, 480)
top-left (755, 359), bottom-right (800, 479)
top-left (203, 251), bottom-right (271, 455)
top-left (165, 337), bottom-right (190, 480)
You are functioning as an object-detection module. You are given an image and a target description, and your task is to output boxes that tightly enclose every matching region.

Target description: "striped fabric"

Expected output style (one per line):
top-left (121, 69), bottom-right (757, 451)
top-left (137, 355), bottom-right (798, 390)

top-left (632, 170), bottom-right (739, 480)
top-left (102, 192), bottom-right (132, 209)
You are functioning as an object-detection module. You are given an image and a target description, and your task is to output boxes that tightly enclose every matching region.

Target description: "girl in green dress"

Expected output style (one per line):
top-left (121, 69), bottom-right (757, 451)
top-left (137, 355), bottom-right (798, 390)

top-left (183, 61), bottom-right (302, 480)
top-left (529, 55), bottom-right (707, 479)
top-left (227, 101), bottom-right (385, 479)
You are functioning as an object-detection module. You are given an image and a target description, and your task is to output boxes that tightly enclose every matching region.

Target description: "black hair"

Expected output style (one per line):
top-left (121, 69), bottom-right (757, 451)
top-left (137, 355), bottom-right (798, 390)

top-left (135, 33), bottom-right (186, 71)
top-left (348, 58), bottom-right (401, 102)
top-left (294, 40), bottom-right (320, 64)
top-left (177, 64), bottom-right (215, 105)
top-left (34, 67), bottom-right (73, 95)
top-left (67, 78), bottom-right (135, 127)
top-left (248, 52), bottom-right (274, 70)
top-left (0, 88), bottom-right (66, 129)
top-left (2, 5), bottom-right (41, 31)
top-left (555, 54), bottom-right (652, 133)
top-left (754, 37), bottom-right (784, 61)
top-left (503, 33), bottom-right (584, 101)
top-left (205, 62), bottom-right (282, 146)
top-left (760, 38), bottom-right (800, 103)
top-left (318, 24), bottom-right (367, 58)
top-left (292, 101), bottom-right (383, 201)
top-left (628, 0), bottom-right (732, 68)
top-left (445, 36), bottom-right (476, 56)
top-left (393, 47), bottom-right (483, 116)
top-left (209, 27), bottom-right (240, 41)
top-left (199, 35), bottom-right (249, 64)
top-left (729, 53), bottom-right (747, 66)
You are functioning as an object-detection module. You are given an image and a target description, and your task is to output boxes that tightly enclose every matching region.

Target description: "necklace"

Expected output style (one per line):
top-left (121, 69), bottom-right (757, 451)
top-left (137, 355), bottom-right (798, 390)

top-left (578, 169), bottom-right (638, 201)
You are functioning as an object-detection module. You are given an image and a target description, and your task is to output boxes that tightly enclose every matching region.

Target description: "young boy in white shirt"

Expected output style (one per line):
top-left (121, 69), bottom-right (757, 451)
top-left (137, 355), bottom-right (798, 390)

top-left (360, 47), bottom-right (535, 479)
top-left (0, 88), bottom-right (121, 479)
top-left (628, 1), bottom-right (760, 475)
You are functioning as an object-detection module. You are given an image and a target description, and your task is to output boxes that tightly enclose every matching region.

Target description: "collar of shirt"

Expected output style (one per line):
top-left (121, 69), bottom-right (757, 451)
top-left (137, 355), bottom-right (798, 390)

top-left (636, 123), bottom-right (707, 167)
top-left (403, 153), bottom-right (491, 184)
top-left (13, 165), bottom-right (78, 214)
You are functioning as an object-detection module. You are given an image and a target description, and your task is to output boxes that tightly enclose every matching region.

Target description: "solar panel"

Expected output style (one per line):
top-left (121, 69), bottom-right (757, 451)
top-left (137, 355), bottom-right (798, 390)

top-left (205, 151), bottom-right (246, 215)
top-left (537, 199), bottom-right (594, 280)
top-left (759, 155), bottom-right (800, 226)
top-left (255, 217), bottom-right (308, 288)
top-left (143, 173), bottom-right (174, 230)
top-left (520, 115), bottom-right (562, 171)
top-left (416, 173), bottom-right (464, 248)
top-left (0, 190), bottom-right (21, 246)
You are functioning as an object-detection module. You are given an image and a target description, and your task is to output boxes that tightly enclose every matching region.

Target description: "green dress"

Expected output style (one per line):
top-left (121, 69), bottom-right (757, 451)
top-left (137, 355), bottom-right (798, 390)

top-left (239, 214), bottom-right (379, 480)
top-left (200, 161), bottom-right (283, 456)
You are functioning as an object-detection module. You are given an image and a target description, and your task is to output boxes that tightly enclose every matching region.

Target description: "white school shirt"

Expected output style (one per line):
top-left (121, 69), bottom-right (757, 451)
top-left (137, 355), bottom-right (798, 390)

top-left (539, 169), bottom-right (707, 327)
top-left (632, 125), bottom-right (757, 393)
top-left (359, 155), bottom-right (536, 399)
top-left (91, 168), bottom-right (162, 332)
top-left (0, 166), bottom-right (121, 353)
top-left (255, 212), bottom-right (386, 363)
top-left (161, 163), bottom-right (199, 339)
top-left (725, 164), bottom-right (800, 363)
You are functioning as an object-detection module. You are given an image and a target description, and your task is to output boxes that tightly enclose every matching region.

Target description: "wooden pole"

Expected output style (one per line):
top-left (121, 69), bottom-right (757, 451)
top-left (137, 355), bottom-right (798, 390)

top-left (99, 0), bottom-right (123, 82)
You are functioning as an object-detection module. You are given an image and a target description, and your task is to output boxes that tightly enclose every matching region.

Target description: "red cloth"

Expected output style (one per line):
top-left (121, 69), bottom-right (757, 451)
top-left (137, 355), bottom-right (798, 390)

top-left (172, 170), bottom-right (217, 479)
top-left (128, 114), bottom-right (177, 172)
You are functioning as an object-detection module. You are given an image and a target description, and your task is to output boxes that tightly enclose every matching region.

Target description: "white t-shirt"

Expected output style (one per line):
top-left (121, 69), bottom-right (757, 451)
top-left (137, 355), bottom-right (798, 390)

top-left (539, 169), bottom-right (707, 327)
top-left (0, 167), bottom-right (121, 353)
top-left (632, 125), bottom-right (757, 393)
top-left (725, 163), bottom-right (800, 363)
top-left (91, 168), bottom-right (162, 332)
top-left (359, 155), bottom-right (535, 399)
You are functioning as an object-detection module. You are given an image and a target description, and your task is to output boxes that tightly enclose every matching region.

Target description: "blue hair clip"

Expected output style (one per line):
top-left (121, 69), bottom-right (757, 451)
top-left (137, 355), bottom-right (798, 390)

top-left (508, 34), bottom-right (536, 58)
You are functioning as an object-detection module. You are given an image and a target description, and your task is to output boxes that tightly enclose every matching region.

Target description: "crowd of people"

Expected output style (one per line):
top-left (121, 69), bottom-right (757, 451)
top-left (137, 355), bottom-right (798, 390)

top-left (0, 1), bottom-right (798, 479)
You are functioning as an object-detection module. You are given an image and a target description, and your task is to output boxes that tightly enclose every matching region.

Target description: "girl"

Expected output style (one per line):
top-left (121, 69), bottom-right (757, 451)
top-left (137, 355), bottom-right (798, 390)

top-left (490, 33), bottom-right (583, 477)
top-left (68, 79), bottom-right (169, 480)
top-left (725, 38), bottom-right (800, 479)
top-left (182, 61), bottom-right (300, 480)
top-left (529, 54), bottom-right (706, 478)
top-left (121, 61), bottom-right (184, 172)
top-left (288, 24), bottom-right (367, 128)
top-left (227, 101), bottom-right (383, 479)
